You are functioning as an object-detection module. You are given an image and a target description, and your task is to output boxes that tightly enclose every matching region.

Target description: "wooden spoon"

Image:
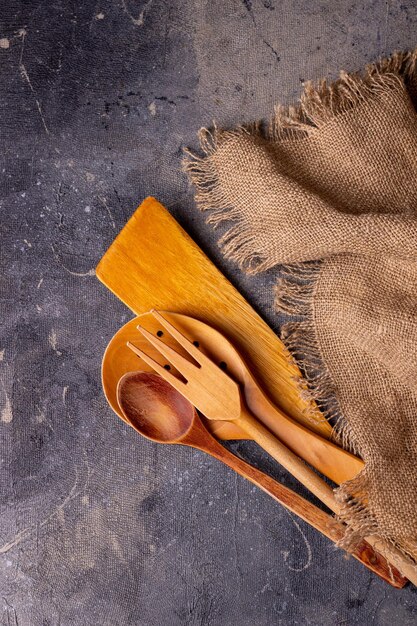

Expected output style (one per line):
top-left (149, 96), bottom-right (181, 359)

top-left (116, 370), bottom-right (406, 587)
top-left (102, 312), bottom-right (363, 484)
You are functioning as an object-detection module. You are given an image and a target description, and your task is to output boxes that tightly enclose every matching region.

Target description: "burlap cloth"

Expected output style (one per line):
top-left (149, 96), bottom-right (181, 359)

top-left (185, 50), bottom-right (417, 564)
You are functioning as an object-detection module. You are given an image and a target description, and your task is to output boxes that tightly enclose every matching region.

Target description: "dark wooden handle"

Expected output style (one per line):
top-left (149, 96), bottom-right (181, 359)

top-left (195, 435), bottom-right (407, 588)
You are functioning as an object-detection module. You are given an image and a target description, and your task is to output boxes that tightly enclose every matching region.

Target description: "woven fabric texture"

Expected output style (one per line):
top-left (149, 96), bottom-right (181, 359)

top-left (185, 49), bottom-right (417, 563)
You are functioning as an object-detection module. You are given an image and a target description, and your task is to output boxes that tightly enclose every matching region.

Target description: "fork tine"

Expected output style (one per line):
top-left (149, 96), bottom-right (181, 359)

top-left (126, 341), bottom-right (187, 396)
top-left (136, 324), bottom-right (199, 380)
top-left (151, 310), bottom-right (213, 368)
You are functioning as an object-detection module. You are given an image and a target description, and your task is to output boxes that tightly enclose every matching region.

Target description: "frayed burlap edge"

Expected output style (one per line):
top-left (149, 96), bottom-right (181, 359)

top-left (183, 122), bottom-right (275, 274)
top-left (184, 48), bottom-right (417, 565)
top-left (275, 263), bottom-right (357, 451)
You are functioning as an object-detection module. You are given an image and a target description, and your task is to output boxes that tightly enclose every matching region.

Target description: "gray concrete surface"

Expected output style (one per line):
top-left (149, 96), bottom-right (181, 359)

top-left (2, 1), bottom-right (417, 624)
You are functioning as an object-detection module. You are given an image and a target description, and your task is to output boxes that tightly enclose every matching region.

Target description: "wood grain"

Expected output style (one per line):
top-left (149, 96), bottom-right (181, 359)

top-left (96, 197), bottom-right (331, 437)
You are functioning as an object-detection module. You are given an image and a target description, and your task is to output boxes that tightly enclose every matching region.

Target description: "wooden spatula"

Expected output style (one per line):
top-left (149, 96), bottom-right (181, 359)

top-left (96, 197), bottom-right (361, 484)
top-left (96, 197), bottom-right (330, 437)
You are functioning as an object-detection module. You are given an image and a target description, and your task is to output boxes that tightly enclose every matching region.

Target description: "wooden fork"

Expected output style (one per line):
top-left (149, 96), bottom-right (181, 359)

top-left (128, 310), bottom-right (339, 512)
top-left (127, 310), bottom-right (417, 584)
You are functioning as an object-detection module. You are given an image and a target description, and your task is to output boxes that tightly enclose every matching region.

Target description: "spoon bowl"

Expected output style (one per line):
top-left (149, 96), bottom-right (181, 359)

top-left (117, 371), bottom-right (195, 443)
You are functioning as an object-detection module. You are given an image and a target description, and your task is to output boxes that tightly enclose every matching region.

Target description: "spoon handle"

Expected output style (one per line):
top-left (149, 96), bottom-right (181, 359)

top-left (234, 408), bottom-right (417, 586)
top-left (197, 436), bottom-right (406, 587)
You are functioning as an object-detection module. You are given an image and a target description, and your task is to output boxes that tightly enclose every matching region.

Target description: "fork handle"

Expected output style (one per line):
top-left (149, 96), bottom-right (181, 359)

top-left (236, 408), bottom-right (341, 514)
top-left (237, 407), bottom-right (417, 585)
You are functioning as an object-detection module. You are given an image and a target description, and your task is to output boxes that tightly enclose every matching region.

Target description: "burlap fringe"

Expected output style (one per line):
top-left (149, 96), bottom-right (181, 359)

top-left (183, 124), bottom-right (275, 274)
top-left (184, 49), bottom-right (417, 271)
top-left (336, 469), bottom-right (417, 566)
top-left (270, 49), bottom-right (417, 140)
top-left (184, 48), bottom-right (417, 563)
top-left (275, 265), bottom-right (360, 454)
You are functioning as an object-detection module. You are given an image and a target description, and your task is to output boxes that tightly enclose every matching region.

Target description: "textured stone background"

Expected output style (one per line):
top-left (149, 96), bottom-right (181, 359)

top-left (1, 1), bottom-right (417, 624)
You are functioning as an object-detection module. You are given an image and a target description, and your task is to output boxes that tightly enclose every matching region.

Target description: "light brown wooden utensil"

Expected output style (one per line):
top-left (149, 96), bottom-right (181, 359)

top-left (116, 370), bottom-right (406, 588)
top-left (128, 311), bottom-right (341, 512)
top-left (96, 197), bottom-right (331, 438)
top-left (127, 310), bottom-right (417, 585)
top-left (102, 312), bottom-right (364, 484)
